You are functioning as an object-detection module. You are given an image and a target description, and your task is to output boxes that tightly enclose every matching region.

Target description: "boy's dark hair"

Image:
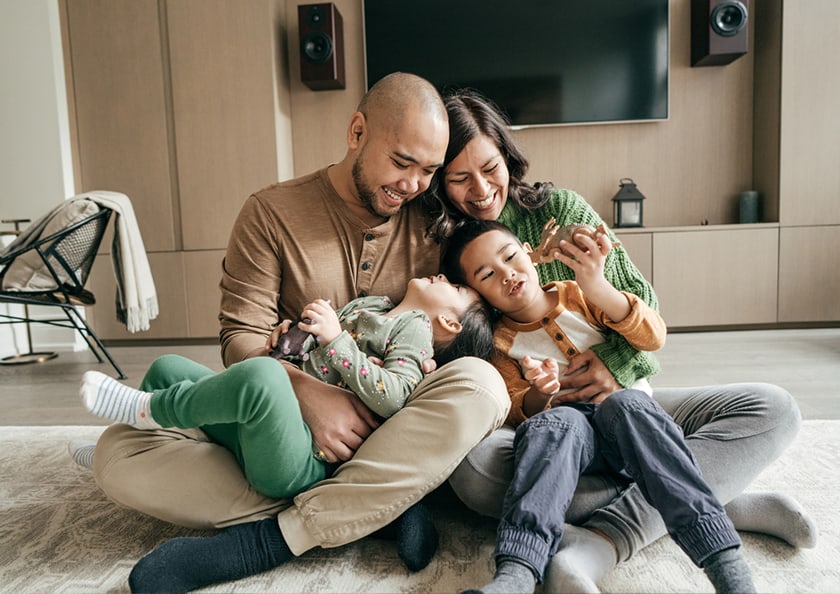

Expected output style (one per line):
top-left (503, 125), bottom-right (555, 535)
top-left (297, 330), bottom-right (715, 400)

top-left (433, 297), bottom-right (497, 366)
top-left (440, 219), bottom-right (521, 286)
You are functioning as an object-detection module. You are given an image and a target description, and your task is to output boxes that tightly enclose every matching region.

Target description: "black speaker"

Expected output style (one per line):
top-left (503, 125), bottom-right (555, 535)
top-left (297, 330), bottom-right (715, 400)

top-left (691, 0), bottom-right (750, 67)
top-left (299, 3), bottom-right (345, 91)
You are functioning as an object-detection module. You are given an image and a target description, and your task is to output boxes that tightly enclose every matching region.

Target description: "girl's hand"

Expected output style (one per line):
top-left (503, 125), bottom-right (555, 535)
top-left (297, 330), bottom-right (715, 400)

top-left (298, 299), bottom-right (341, 344)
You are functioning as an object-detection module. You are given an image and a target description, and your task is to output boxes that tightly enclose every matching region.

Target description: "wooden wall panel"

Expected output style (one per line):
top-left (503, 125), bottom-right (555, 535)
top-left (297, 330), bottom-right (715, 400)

top-left (167, 0), bottom-right (280, 250)
top-left (778, 0), bottom-right (840, 226)
top-left (287, 0), bottom-right (756, 228)
top-left (286, 0), bottom-right (363, 175)
top-left (64, 0), bottom-right (176, 252)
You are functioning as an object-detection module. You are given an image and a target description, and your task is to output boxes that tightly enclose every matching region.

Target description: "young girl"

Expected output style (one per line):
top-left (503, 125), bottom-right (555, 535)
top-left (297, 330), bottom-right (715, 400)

top-left (81, 274), bottom-right (493, 501)
top-left (442, 219), bottom-right (756, 594)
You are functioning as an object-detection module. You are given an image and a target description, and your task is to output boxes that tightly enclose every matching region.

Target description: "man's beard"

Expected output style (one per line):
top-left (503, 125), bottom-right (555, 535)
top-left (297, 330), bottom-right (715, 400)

top-left (352, 156), bottom-right (400, 219)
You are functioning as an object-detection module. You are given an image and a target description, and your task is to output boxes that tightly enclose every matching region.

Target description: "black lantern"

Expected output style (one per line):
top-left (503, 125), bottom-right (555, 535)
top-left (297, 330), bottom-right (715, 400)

top-left (612, 178), bottom-right (645, 228)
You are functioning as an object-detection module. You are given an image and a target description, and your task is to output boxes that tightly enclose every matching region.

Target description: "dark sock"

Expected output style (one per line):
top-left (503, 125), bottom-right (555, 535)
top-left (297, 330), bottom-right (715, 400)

top-left (703, 547), bottom-right (757, 594)
top-left (396, 502), bottom-right (439, 571)
top-left (128, 518), bottom-right (293, 593)
top-left (371, 502), bottom-right (439, 571)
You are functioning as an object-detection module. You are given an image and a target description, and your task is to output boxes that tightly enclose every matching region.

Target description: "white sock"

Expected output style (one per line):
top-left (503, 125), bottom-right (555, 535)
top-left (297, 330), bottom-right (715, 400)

top-left (68, 440), bottom-right (96, 469)
top-left (725, 491), bottom-right (818, 548)
top-left (80, 370), bottom-right (160, 429)
top-left (543, 525), bottom-right (616, 594)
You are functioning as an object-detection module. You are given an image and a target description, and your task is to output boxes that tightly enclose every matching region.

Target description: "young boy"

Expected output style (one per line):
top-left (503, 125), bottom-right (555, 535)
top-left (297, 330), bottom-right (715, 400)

top-left (441, 219), bottom-right (755, 594)
top-left (79, 274), bottom-right (493, 574)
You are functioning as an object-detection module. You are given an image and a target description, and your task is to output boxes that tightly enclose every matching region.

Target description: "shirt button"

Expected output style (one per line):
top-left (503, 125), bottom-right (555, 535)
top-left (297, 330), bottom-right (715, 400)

top-left (361, 262), bottom-right (371, 271)
top-left (358, 290), bottom-right (368, 298)
top-left (364, 233), bottom-right (374, 241)
top-left (567, 348), bottom-right (576, 356)
top-left (555, 333), bottom-right (563, 340)
top-left (542, 317), bottom-right (550, 324)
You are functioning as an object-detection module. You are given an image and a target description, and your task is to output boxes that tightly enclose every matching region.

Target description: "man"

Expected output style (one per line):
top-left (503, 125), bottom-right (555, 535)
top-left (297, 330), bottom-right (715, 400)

top-left (91, 73), bottom-right (509, 591)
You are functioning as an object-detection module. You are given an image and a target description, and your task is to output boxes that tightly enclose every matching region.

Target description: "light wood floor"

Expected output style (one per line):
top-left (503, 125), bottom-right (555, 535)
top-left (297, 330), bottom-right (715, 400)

top-left (1, 328), bottom-right (838, 425)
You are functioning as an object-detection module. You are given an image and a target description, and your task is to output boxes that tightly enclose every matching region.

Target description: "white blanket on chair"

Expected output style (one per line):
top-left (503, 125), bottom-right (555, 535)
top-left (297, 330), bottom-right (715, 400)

top-left (82, 191), bottom-right (159, 333)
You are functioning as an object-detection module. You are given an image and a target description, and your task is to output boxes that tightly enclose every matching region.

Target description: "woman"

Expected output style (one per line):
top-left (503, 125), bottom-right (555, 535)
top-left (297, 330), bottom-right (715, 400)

top-left (428, 89), bottom-right (816, 592)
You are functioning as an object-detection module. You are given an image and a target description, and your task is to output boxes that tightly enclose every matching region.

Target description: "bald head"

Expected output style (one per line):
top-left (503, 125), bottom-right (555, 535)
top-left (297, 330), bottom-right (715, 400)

top-left (358, 72), bottom-right (447, 132)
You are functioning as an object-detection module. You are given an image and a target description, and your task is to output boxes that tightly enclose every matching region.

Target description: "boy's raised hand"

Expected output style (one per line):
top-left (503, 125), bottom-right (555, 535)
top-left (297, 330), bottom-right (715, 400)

top-left (522, 355), bottom-right (562, 396)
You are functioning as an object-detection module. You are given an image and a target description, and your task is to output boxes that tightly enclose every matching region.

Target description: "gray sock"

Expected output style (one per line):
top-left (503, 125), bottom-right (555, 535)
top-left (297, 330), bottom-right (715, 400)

top-left (544, 525), bottom-right (615, 594)
top-left (463, 558), bottom-right (537, 594)
top-left (703, 547), bottom-right (756, 593)
top-left (725, 491), bottom-right (818, 548)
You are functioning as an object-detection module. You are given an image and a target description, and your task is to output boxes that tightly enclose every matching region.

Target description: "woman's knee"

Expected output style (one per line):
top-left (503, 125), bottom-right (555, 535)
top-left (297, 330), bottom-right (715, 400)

top-left (747, 382), bottom-right (801, 447)
top-left (448, 426), bottom-right (515, 519)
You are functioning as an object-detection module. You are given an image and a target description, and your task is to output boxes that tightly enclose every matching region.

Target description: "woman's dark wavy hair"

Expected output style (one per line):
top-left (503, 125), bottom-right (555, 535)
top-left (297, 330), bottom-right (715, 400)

top-left (424, 89), bottom-right (555, 242)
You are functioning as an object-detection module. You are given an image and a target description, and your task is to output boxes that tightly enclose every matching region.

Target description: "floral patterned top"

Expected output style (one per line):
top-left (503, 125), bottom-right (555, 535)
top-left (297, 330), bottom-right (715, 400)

top-left (301, 295), bottom-right (434, 418)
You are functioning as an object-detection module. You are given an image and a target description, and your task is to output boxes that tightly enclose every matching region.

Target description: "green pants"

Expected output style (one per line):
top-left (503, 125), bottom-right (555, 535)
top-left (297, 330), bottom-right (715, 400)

top-left (141, 354), bottom-right (327, 499)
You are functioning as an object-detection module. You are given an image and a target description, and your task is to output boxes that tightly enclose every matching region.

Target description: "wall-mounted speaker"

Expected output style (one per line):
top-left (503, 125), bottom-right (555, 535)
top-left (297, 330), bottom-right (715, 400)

top-left (298, 3), bottom-right (345, 91)
top-left (691, 0), bottom-right (750, 67)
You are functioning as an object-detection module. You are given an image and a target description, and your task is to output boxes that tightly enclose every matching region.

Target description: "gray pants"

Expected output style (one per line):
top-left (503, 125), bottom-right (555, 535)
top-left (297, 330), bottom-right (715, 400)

top-left (448, 382), bottom-right (800, 562)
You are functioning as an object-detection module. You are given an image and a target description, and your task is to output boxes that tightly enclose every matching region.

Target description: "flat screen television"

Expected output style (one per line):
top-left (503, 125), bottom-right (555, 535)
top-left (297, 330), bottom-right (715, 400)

top-left (363, 0), bottom-right (669, 128)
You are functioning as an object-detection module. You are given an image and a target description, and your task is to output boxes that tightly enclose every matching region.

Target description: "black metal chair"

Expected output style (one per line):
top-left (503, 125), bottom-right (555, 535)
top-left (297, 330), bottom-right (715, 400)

top-left (0, 206), bottom-right (126, 378)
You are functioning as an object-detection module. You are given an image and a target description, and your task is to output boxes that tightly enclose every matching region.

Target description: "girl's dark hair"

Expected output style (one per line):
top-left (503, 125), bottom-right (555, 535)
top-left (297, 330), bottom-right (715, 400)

top-left (424, 89), bottom-right (555, 241)
top-left (440, 219), bottom-right (521, 287)
top-left (433, 296), bottom-right (497, 366)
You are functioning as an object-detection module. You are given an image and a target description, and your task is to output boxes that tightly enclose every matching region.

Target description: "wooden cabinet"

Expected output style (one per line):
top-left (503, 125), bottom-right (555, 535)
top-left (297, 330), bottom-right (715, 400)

top-left (86, 252), bottom-right (188, 340)
top-left (614, 232), bottom-right (653, 285)
top-left (64, 0), bottom-right (176, 253)
top-left (166, 0), bottom-right (279, 251)
top-left (778, 226), bottom-right (840, 323)
top-left (652, 226), bottom-right (778, 328)
top-left (62, 0), bottom-right (285, 339)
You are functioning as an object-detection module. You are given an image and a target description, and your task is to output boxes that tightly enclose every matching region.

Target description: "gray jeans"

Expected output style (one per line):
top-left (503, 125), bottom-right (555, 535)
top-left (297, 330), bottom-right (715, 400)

top-left (448, 382), bottom-right (801, 562)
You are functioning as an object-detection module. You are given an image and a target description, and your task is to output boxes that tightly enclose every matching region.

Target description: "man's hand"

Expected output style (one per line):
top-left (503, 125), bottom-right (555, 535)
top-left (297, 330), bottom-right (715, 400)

top-left (284, 364), bottom-right (380, 462)
top-left (549, 350), bottom-right (622, 405)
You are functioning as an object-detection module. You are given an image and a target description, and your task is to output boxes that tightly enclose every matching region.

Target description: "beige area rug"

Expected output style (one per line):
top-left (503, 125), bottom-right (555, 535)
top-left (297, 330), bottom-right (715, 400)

top-left (0, 421), bottom-right (838, 594)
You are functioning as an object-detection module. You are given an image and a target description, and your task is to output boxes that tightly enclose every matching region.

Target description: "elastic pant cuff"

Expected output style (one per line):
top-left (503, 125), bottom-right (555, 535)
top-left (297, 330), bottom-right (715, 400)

top-left (495, 522), bottom-right (552, 583)
top-left (673, 512), bottom-right (742, 567)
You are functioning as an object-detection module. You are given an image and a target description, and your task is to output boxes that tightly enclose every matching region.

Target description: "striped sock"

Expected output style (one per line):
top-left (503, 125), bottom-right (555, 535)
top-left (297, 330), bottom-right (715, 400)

top-left (68, 440), bottom-right (96, 469)
top-left (80, 370), bottom-right (160, 429)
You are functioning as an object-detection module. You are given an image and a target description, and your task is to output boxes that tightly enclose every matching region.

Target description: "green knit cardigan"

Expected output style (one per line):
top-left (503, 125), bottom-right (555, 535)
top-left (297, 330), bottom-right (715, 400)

top-left (497, 188), bottom-right (661, 387)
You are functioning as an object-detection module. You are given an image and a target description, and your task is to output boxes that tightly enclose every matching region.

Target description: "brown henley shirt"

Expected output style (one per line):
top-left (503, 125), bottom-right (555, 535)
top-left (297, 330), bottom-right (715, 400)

top-left (219, 168), bottom-right (441, 366)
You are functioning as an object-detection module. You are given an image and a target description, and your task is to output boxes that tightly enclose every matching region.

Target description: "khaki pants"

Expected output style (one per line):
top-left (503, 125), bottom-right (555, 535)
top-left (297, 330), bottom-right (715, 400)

top-left (94, 356), bottom-right (509, 555)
